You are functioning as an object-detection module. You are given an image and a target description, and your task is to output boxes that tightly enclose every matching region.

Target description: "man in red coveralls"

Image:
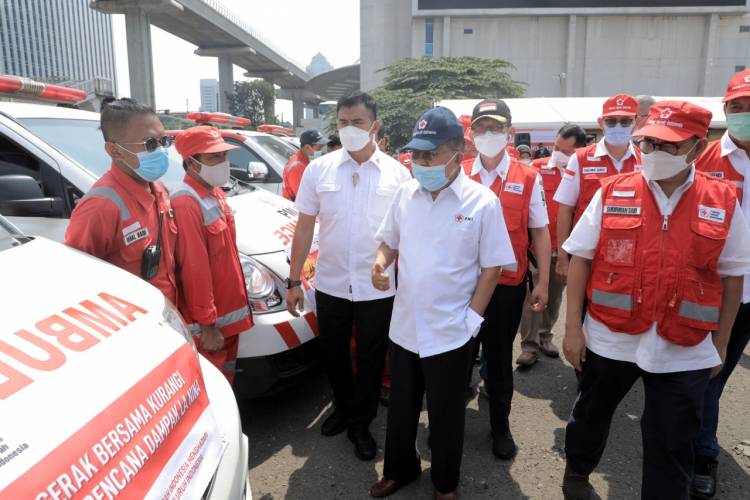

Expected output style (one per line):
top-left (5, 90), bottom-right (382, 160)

top-left (172, 126), bottom-right (254, 383)
top-left (282, 129), bottom-right (328, 201)
top-left (65, 98), bottom-right (178, 305)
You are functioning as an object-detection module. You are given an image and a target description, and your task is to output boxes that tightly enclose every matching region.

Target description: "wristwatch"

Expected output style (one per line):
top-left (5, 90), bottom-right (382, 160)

top-left (285, 278), bottom-right (302, 289)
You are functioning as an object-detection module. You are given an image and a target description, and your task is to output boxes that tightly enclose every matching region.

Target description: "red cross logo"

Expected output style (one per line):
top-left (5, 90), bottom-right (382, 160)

top-left (744, 75), bottom-right (750, 83)
top-left (616, 98), bottom-right (625, 106)
top-left (660, 108), bottom-right (673, 120)
top-left (700, 208), bottom-right (709, 217)
top-left (418, 119), bottom-right (428, 130)
top-left (455, 214), bottom-right (464, 222)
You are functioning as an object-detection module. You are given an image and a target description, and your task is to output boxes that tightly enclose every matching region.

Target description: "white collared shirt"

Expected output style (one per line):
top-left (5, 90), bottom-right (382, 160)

top-left (719, 131), bottom-right (750, 302)
top-left (376, 171), bottom-right (516, 358)
top-left (469, 153), bottom-right (549, 228)
top-left (295, 147), bottom-right (411, 301)
top-left (553, 139), bottom-right (638, 207)
top-left (562, 167), bottom-right (750, 373)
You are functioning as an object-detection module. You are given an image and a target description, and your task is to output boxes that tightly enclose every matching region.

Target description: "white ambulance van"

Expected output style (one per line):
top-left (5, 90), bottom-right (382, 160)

top-left (0, 214), bottom-right (250, 499)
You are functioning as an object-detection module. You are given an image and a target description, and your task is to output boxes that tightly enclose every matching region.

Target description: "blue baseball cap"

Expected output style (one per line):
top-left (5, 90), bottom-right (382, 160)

top-left (403, 107), bottom-right (464, 151)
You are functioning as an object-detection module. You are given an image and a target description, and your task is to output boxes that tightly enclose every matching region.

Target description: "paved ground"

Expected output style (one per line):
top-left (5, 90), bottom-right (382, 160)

top-left (240, 320), bottom-right (750, 500)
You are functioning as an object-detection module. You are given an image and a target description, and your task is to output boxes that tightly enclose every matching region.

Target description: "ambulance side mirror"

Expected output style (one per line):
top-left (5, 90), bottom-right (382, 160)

top-left (0, 175), bottom-right (64, 217)
top-left (247, 161), bottom-right (269, 180)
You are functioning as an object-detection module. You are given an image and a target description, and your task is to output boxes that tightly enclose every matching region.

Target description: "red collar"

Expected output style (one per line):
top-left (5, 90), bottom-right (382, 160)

top-left (109, 162), bottom-right (159, 210)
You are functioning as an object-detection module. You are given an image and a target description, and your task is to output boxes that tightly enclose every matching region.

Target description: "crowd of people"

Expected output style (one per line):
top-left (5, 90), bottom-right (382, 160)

top-left (63, 67), bottom-right (750, 500)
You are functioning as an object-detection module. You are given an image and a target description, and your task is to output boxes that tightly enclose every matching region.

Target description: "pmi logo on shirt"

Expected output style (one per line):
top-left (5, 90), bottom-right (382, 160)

top-left (698, 205), bottom-right (725, 224)
top-left (455, 214), bottom-right (474, 223)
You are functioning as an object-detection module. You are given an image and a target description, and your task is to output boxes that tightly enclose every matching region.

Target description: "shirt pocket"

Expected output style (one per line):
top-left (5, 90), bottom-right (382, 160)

top-left (687, 218), bottom-right (728, 272)
top-left (675, 272), bottom-right (721, 332)
top-left (316, 182), bottom-right (343, 218)
top-left (598, 214), bottom-right (642, 267)
top-left (206, 218), bottom-right (228, 256)
top-left (367, 183), bottom-right (399, 233)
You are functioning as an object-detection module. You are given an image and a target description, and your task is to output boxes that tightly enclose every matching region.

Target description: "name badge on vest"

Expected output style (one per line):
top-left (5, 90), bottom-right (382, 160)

top-left (582, 166), bottom-right (608, 175)
top-left (698, 205), bottom-right (726, 224)
top-left (540, 167), bottom-right (557, 175)
top-left (124, 227), bottom-right (149, 245)
top-left (504, 182), bottom-right (524, 195)
top-left (604, 205), bottom-right (641, 215)
top-left (707, 172), bottom-right (725, 179)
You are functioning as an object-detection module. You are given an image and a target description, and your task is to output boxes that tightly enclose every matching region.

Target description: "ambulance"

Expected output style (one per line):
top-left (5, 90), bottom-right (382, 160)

top-left (0, 214), bottom-right (250, 498)
top-left (0, 78), bottom-right (320, 399)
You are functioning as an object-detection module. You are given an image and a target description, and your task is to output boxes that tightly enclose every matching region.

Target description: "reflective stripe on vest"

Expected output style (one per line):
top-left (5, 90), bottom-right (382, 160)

top-left (591, 289), bottom-right (632, 312)
top-left (170, 184), bottom-right (223, 225)
top-left (83, 187), bottom-right (131, 220)
top-left (678, 301), bottom-right (719, 323)
top-left (216, 305), bottom-right (251, 328)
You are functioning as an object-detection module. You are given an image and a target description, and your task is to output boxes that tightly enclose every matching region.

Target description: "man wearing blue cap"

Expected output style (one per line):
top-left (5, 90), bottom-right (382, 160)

top-left (369, 107), bottom-right (516, 499)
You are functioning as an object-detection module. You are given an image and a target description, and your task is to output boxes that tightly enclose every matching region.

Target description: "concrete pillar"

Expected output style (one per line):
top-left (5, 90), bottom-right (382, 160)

top-left (442, 16), bottom-right (451, 57)
top-left (699, 14), bottom-right (718, 96)
top-left (292, 90), bottom-right (304, 128)
top-left (123, 7), bottom-right (154, 108)
top-left (565, 15), bottom-right (577, 97)
top-left (218, 55), bottom-right (233, 113)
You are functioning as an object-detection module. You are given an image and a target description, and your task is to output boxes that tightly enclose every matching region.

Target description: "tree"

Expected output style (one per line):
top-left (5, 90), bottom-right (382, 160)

top-left (373, 56), bottom-right (526, 150)
top-left (227, 80), bottom-right (277, 126)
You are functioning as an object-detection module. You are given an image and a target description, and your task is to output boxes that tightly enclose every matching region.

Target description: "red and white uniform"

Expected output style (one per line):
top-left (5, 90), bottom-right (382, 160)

top-left (65, 164), bottom-right (178, 305)
top-left (563, 168), bottom-right (750, 373)
top-left (695, 130), bottom-right (750, 302)
top-left (282, 150), bottom-right (310, 201)
top-left (532, 156), bottom-right (564, 252)
top-left (463, 153), bottom-right (548, 284)
top-left (171, 176), bottom-right (253, 382)
top-left (554, 139), bottom-right (642, 226)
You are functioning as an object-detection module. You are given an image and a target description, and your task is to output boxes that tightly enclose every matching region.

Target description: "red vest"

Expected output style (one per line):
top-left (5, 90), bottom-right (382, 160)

top-left (572, 143), bottom-right (642, 226)
top-left (695, 139), bottom-right (744, 204)
top-left (587, 171), bottom-right (735, 347)
top-left (464, 157), bottom-right (537, 286)
top-left (532, 157), bottom-right (562, 251)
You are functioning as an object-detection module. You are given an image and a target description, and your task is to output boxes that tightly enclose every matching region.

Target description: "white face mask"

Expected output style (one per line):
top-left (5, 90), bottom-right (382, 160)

top-left (549, 150), bottom-right (571, 169)
top-left (474, 132), bottom-right (508, 157)
top-left (604, 124), bottom-right (634, 147)
top-left (339, 124), bottom-right (373, 152)
top-left (641, 150), bottom-right (692, 182)
top-left (195, 158), bottom-right (231, 187)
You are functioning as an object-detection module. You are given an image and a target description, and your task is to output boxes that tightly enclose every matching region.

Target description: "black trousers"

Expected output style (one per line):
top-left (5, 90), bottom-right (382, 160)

top-left (565, 349), bottom-right (711, 500)
top-left (315, 290), bottom-right (393, 431)
top-left (383, 339), bottom-right (474, 494)
top-left (479, 283), bottom-right (527, 436)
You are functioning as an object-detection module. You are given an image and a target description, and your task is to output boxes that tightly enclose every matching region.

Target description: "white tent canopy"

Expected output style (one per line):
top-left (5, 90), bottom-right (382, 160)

top-left (437, 96), bottom-right (727, 131)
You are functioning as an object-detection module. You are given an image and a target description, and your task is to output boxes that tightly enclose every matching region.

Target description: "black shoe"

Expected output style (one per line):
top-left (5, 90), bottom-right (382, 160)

top-left (348, 428), bottom-right (377, 461)
top-left (321, 409), bottom-right (348, 436)
top-left (562, 463), bottom-right (593, 500)
top-left (690, 455), bottom-right (718, 499)
top-left (492, 432), bottom-right (517, 460)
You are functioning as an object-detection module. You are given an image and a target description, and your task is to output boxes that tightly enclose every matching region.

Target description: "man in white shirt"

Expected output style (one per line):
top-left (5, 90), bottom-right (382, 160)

top-left (691, 68), bottom-right (750, 498)
top-left (560, 101), bottom-right (750, 500)
top-left (287, 91), bottom-right (411, 461)
top-left (368, 107), bottom-right (515, 500)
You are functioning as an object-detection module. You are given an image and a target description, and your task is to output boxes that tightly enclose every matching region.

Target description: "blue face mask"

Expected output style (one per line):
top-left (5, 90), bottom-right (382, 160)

top-left (117, 144), bottom-right (170, 181)
top-left (727, 112), bottom-right (750, 141)
top-left (412, 153), bottom-right (456, 192)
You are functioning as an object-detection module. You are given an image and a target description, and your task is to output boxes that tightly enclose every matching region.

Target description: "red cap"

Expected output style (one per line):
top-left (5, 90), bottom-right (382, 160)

top-left (723, 68), bottom-right (750, 103)
top-left (175, 126), bottom-right (238, 160)
top-left (636, 101), bottom-right (712, 142)
top-left (602, 94), bottom-right (638, 117)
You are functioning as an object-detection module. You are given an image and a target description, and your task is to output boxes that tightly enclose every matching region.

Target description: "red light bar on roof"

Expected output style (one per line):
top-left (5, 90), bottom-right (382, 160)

top-left (257, 124), bottom-right (295, 137)
top-left (0, 75), bottom-right (87, 103)
top-left (187, 112), bottom-right (251, 128)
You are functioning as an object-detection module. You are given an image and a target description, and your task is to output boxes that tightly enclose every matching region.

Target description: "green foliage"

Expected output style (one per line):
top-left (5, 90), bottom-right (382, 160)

top-left (373, 56), bottom-right (525, 150)
top-left (228, 80), bottom-right (277, 126)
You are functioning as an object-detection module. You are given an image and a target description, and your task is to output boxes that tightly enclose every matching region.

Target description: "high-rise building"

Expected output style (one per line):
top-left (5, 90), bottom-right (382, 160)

top-left (0, 0), bottom-right (116, 95)
top-left (307, 52), bottom-right (334, 77)
top-left (200, 79), bottom-right (219, 112)
top-left (361, 0), bottom-right (750, 97)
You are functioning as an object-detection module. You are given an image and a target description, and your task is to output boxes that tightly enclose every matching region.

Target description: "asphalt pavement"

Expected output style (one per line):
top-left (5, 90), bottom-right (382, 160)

top-left (240, 321), bottom-right (750, 500)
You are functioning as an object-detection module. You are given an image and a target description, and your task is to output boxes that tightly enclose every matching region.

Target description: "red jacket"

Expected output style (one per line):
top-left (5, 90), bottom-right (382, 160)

top-left (464, 157), bottom-right (537, 286)
top-left (695, 139), bottom-right (744, 204)
top-left (532, 157), bottom-right (562, 251)
top-left (587, 171), bottom-right (734, 346)
top-left (282, 150), bottom-right (310, 201)
top-left (571, 143), bottom-right (641, 226)
top-left (65, 164), bottom-right (178, 305)
top-left (171, 176), bottom-right (253, 337)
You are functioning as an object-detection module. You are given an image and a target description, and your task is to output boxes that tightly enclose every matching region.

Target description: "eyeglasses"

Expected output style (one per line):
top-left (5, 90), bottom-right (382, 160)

top-left (603, 117), bottom-right (634, 127)
top-left (471, 123), bottom-right (509, 135)
top-left (636, 138), bottom-right (694, 156)
top-left (118, 136), bottom-right (174, 153)
top-left (411, 149), bottom-right (457, 163)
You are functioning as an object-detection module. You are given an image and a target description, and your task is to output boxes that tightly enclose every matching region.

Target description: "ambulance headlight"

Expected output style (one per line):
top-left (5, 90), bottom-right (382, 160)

top-left (239, 254), bottom-right (283, 313)
top-left (161, 300), bottom-right (197, 351)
